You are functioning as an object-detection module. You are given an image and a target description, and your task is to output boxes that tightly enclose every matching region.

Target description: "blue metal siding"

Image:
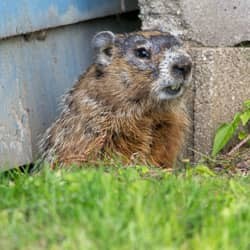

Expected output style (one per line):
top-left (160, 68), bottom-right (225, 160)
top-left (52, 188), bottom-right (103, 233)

top-left (0, 11), bottom-right (140, 168)
top-left (0, 0), bottom-right (139, 168)
top-left (0, 0), bottom-right (137, 39)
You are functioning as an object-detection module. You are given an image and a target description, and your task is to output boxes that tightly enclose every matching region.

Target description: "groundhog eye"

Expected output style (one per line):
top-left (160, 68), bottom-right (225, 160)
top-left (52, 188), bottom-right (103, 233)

top-left (134, 47), bottom-right (151, 59)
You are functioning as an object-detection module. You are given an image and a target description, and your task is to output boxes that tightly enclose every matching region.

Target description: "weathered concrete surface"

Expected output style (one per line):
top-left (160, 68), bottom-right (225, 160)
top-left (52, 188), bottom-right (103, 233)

top-left (139, 0), bottom-right (250, 160)
top-left (139, 0), bottom-right (250, 46)
top-left (191, 48), bottom-right (250, 159)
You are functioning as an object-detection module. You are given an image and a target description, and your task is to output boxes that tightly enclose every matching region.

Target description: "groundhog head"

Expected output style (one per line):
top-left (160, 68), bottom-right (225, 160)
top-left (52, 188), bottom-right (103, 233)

top-left (90, 30), bottom-right (192, 112)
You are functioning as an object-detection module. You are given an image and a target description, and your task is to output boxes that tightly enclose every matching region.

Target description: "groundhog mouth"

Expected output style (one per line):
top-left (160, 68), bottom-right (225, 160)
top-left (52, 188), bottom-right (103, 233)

top-left (163, 83), bottom-right (183, 96)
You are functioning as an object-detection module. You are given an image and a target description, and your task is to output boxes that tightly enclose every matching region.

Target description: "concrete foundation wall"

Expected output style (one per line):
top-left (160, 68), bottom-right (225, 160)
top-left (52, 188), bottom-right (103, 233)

top-left (139, 0), bottom-right (250, 160)
top-left (192, 48), bottom-right (250, 158)
top-left (139, 0), bottom-right (250, 46)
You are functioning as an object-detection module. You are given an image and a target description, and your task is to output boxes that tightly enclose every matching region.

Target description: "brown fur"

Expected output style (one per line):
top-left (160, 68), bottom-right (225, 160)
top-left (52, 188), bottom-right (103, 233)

top-left (40, 30), bottom-right (191, 168)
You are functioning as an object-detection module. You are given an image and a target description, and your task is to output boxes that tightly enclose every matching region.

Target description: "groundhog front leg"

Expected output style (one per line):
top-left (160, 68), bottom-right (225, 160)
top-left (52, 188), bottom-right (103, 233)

top-left (150, 130), bottom-right (183, 168)
top-left (150, 117), bottom-right (187, 168)
top-left (55, 133), bottom-right (107, 166)
top-left (41, 116), bottom-right (108, 167)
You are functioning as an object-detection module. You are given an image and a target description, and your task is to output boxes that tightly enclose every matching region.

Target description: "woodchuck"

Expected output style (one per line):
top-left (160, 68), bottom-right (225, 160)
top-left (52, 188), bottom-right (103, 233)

top-left (40, 30), bottom-right (192, 168)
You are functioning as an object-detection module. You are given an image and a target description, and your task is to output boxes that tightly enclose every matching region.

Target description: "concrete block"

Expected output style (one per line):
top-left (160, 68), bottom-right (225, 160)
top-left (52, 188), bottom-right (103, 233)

top-left (191, 48), bottom-right (250, 159)
top-left (139, 0), bottom-right (250, 46)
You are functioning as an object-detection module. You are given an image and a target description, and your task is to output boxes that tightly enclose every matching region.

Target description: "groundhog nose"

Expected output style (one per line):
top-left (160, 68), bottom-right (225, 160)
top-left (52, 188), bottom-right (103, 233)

top-left (171, 57), bottom-right (192, 80)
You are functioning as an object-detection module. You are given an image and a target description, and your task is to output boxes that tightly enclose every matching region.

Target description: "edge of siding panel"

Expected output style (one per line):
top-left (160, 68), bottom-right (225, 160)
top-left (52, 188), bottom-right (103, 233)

top-left (0, 0), bottom-right (138, 40)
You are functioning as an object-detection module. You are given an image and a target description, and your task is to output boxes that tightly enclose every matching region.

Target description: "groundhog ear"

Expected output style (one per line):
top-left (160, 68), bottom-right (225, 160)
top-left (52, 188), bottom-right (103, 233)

top-left (92, 31), bottom-right (115, 66)
top-left (92, 31), bottom-right (115, 51)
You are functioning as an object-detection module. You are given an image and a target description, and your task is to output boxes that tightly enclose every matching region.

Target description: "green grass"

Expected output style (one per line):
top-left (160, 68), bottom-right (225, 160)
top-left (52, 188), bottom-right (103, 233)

top-left (0, 164), bottom-right (249, 250)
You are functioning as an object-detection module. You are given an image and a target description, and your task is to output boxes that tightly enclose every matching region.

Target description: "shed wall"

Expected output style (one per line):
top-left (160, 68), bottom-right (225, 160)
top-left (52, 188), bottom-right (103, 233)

top-left (0, 11), bottom-right (140, 169)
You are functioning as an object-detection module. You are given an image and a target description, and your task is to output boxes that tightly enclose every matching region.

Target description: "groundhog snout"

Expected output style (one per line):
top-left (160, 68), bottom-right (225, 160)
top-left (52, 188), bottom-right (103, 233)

top-left (153, 50), bottom-right (192, 101)
top-left (171, 55), bottom-right (192, 81)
